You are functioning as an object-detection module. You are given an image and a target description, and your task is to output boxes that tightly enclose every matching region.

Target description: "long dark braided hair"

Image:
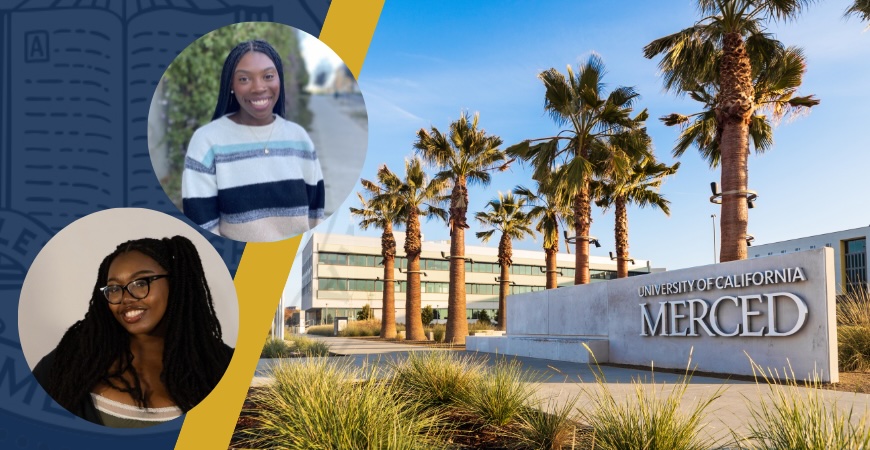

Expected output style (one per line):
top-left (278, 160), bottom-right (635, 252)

top-left (44, 236), bottom-right (233, 413)
top-left (212, 39), bottom-right (286, 120)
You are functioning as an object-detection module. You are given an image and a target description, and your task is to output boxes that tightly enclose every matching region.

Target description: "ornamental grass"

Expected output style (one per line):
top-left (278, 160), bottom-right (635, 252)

top-left (261, 335), bottom-right (331, 358)
top-left (510, 395), bottom-right (582, 450)
top-left (389, 350), bottom-right (486, 409)
top-left (305, 324), bottom-right (334, 336)
top-left (838, 287), bottom-right (870, 372)
top-left (456, 357), bottom-right (541, 428)
top-left (239, 357), bottom-right (447, 450)
top-left (577, 346), bottom-right (724, 450)
top-left (339, 319), bottom-right (382, 337)
top-left (743, 361), bottom-right (870, 450)
top-left (286, 335), bottom-right (331, 356)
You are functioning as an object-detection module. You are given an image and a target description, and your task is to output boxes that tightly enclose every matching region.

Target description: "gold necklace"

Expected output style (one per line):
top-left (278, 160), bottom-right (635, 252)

top-left (244, 115), bottom-right (277, 154)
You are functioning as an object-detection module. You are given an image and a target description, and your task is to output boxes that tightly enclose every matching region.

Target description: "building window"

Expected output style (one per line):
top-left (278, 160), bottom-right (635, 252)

top-left (348, 254), bottom-right (379, 267)
top-left (591, 269), bottom-right (617, 280)
top-left (424, 258), bottom-right (449, 271)
top-left (318, 278), bottom-right (347, 291)
top-left (423, 281), bottom-right (449, 294)
top-left (510, 264), bottom-right (534, 276)
top-left (318, 252), bottom-right (347, 265)
top-left (845, 238), bottom-right (867, 293)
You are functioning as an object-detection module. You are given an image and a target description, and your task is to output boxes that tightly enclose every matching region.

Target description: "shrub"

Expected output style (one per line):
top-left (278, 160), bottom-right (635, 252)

top-left (430, 324), bottom-right (446, 342)
top-left (286, 335), bottom-right (330, 357)
top-left (477, 310), bottom-right (492, 325)
top-left (306, 324), bottom-right (334, 336)
top-left (744, 361), bottom-right (870, 449)
top-left (390, 350), bottom-right (486, 409)
top-left (339, 319), bottom-right (381, 337)
top-left (261, 337), bottom-right (292, 358)
top-left (456, 357), bottom-right (539, 427)
top-left (838, 288), bottom-right (870, 371)
top-left (577, 347), bottom-right (724, 450)
top-left (469, 321), bottom-right (495, 333)
top-left (357, 304), bottom-right (374, 321)
top-left (240, 358), bottom-right (447, 449)
top-left (421, 305), bottom-right (435, 327)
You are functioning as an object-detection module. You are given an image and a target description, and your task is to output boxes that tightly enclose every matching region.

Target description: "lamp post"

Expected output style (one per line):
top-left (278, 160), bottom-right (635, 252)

top-left (563, 231), bottom-right (601, 248)
top-left (325, 303), bottom-right (329, 325)
top-left (711, 214), bottom-right (717, 264)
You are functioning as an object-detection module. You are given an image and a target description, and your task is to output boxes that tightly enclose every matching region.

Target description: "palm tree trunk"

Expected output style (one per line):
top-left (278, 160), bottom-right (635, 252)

top-left (615, 195), bottom-right (629, 278)
top-left (545, 244), bottom-right (558, 289)
top-left (446, 180), bottom-right (469, 344)
top-left (405, 209), bottom-right (425, 341)
top-left (380, 224), bottom-right (397, 339)
top-left (497, 233), bottom-right (512, 331)
top-left (718, 32), bottom-right (753, 263)
top-left (574, 181), bottom-right (591, 284)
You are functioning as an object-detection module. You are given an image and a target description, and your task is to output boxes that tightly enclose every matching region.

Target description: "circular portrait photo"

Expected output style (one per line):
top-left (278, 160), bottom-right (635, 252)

top-left (19, 208), bottom-right (239, 428)
top-left (148, 22), bottom-right (368, 242)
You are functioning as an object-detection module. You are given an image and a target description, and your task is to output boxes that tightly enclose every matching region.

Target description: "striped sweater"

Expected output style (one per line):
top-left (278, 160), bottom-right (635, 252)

top-left (182, 114), bottom-right (325, 242)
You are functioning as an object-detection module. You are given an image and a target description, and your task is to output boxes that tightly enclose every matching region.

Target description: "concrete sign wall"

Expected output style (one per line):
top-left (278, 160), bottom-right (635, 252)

top-left (469, 248), bottom-right (837, 382)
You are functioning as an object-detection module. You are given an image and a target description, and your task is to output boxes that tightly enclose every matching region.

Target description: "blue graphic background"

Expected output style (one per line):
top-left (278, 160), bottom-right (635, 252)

top-left (0, 1), bottom-right (329, 448)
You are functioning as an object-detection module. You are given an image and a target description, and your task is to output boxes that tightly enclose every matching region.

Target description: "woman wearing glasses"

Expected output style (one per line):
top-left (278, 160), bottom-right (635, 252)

top-left (32, 236), bottom-right (234, 427)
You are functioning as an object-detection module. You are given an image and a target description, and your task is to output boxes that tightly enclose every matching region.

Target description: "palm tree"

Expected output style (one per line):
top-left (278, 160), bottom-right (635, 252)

top-left (643, 0), bottom-right (815, 262)
top-left (659, 46), bottom-right (818, 169)
top-left (507, 54), bottom-right (642, 285)
top-left (375, 159), bottom-right (447, 341)
top-left (593, 144), bottom-right (679, 278)
top-left (414, 111), bottom-right (509, 345)
top-left (350, 177), bottom-right (403, 339)
top-left (475, 192), bottom-right (535, 331)
top-left (514, 173), bottom-right (572, 289)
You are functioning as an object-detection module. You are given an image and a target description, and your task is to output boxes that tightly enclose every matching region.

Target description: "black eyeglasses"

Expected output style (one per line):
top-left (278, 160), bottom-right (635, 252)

top-left (100, 274), bottom-right (170, 304)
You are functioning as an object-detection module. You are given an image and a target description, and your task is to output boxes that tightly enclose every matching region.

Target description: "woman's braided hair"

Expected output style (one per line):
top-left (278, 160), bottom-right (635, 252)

top-left (45, 236), bottom-right (233, 412)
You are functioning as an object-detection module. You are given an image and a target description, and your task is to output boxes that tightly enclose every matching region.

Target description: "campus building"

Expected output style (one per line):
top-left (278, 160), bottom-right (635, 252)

top-left (299, 232), bottom-right (656, 325)
top-left (750, 225), bottom-right (868, 294)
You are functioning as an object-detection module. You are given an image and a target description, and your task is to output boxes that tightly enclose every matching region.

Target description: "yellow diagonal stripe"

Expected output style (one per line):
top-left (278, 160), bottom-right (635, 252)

top-left (319, 0), bottom-right (385, 77)
top-left (175, 238), bottom-right (299, 449)
top-left (174, 1), bottom-right (384, 448)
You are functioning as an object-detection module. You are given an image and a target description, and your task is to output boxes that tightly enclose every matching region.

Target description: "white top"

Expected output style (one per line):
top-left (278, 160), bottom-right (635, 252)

top-left (91, 393), bottom-right (183, 422)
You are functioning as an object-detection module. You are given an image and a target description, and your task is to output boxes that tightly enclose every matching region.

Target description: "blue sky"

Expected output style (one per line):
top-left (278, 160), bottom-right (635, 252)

top-left (322, 0), bottom-right (870, 272)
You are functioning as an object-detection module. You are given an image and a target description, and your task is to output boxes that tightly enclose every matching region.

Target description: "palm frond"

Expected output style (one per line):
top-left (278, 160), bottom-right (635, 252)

top-left (845, 0), bottom-right (870, 23)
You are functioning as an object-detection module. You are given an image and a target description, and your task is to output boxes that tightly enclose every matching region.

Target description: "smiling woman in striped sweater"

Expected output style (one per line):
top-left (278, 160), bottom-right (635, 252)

top-left (182, 39), bottom-right (325, 242)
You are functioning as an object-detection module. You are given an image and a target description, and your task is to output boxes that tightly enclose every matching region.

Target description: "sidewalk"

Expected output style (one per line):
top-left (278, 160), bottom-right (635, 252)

top-left (254, 335), bottom-right (870, 443)
top-left (306, 94), bottom-right (368, 217)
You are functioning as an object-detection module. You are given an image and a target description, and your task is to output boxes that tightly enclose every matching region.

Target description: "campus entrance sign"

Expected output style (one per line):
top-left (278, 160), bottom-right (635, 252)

top-left (466, 248), bottom-right (837, 382)
top-left (639, 267), bottom-right (810, 338)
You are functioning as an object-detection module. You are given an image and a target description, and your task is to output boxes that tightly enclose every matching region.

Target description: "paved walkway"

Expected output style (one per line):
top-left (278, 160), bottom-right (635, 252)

top-left (254, 336), bottom-right (870, 444)
top-left (306, 94), bottom-right (368, 217)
